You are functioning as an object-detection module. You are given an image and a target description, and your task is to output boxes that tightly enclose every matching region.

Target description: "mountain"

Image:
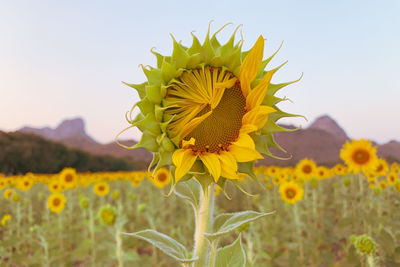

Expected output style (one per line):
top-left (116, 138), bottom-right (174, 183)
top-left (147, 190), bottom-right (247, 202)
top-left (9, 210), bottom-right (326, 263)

top-left (17, 115), bottom-right (399, 167)
top-left (19, 118), bottom-right (152, 164)
top-left (260, 115), bottom-right (399, 166)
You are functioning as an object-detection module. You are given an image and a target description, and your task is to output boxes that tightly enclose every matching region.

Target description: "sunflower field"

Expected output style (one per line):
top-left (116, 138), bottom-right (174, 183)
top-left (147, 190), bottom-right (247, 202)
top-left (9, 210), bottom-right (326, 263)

top-left (1, 140), bottom-right (400, 266)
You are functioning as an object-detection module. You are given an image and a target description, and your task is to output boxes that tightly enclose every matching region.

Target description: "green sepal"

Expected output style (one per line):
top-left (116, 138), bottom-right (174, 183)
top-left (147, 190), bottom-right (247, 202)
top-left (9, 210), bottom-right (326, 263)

top-left (186, 53), bottom-right (202, 69)
top-left (261, 119), bottom-right (299, 135)
top-left (135, 113), bottom-right (161, 135)
top-left (145, 84), bottom-right (162, 104)
top-left (171, 36), bottom-right (190, 69)
top-left (194, 173), bottom-right (213, 193)
top-left (131, 130), bottom-right (158, 152)
top-left (237, 162), bottom-right (256, 179)
top-left (122, 81), bottom-right (146, 98)
top-left (161, 60), bottom-right (178, 84)
top-left (137, 97), bottom-right (154, 115)
top-left (150, 48), bottom-right (165, 68)
top-left (187, 33), bottom-right (202, 55)
top-left (255, 134), bottom-right (291, 159)
top-left (161, 137), bottom-right (175, 152)
top-left (142, 66), bottom-right (164, 86)
top-left (154, 105), bottom-right (168, 122)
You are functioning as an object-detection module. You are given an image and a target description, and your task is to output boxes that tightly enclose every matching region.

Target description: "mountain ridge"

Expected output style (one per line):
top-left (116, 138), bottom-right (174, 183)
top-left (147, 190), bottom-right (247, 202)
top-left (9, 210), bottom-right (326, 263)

top-left (17, 116), bottom-right (400, 166)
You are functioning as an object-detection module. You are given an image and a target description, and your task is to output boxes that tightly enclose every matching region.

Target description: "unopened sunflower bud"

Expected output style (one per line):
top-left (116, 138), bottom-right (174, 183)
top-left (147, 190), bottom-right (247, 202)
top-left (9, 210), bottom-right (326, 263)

top-left (98, 205), bottom-right (117, 226)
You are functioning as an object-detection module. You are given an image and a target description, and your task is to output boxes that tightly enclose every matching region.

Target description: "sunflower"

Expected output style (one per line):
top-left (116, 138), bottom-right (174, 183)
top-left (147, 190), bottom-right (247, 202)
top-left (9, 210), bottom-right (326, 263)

top-left (98, 205), bottom-right (117, 226)
top-left (1, 214), bottom-right (11, 227)
top-left (295, 158), bottom-right (317, 180)
top-left (391, 162), bottom-right (399, 174)
top-left (3, 188), bottom-right (15, 199)
top-left (93, 182), bottom-right (110, 196)
top-left (121, 23), bottom-right (299, 186)
top-left (16, 176), bottom-right (34, 191)
top-left (279, 181), bottom-right (304, 204)
top-left (150, 168), bottom-right (171, 188)
top-left (48, 180), bottom-right (63, 193)
top-left (372, 158), bottom-right (389, 177)
top-left (340, 139), bottom-right (378, 174)
top-left (316, 166), bottom-right (331, 180)
top-left (387, 172), bottom-right (398, 186)
top-left (59, 168), bottom-right (78, 189)
top-left (47, 193), bottom-right (67, 213)
top-left (332, 163), bottom-right (347, 176)
top-left (378, 180), bottom-right (388, 189)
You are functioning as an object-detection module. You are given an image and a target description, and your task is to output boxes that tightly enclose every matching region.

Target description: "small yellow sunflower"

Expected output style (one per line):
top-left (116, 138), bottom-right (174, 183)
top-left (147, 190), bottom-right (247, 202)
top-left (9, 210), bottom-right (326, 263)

top-left (387, 171), bottom-right (398, 186)
top-left (332, 163), bottom-right (347, 176)
top-left (3, 188), bottom-right (15, 199)
top-left (391, 162), bottom-right (399, 174)
top-left (150, 168), bottom-right (171, 188)
top-left (16, 176), bottom-right (34, 191)
top-left (59, 168), bottom-right (78, 189)
top-left (1, 214), bottom-right (11, 227)
top-left (93, 182), bottom-right (110, 196)
top-left (372, 158), bottom-right (389, 177)
top-left (47, 193), bottom-right (67, 213)
top-left (378, 180), bottom-right (388, 189)
top-left (295, 158), bottom-right (317, 180)
top-left (48, 180), bottom-right (63, 193)
top-left (340, 139), bottom-right (378, 174)
top-left (316, 166), bottom-right (331, 180)
top-left (279, 181), bottom-right (304, 204)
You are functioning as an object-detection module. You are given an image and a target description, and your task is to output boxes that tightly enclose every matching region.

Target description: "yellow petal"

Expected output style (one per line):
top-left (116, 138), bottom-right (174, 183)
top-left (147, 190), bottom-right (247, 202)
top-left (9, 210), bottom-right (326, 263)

top-left (182, 137), bottom-right (195, 148)
top-left (219, 152), bottom-right (238, 180)
top-left (228, 144), bottom-right (263, 162)
top-left (238, 35), bottom-right (264, 97)
top-left (232, 133), bottom-right (256, 150)
top-left (246, 70), bottom-right (274, 110)
top-left (172, 149), bottom-right (185, 166)
top-left (199, 153), bottom-right (221, 182)
top-left (242, 106), bottom-right (276, 129)
top-left (240, 124), bottom-right (258, 134)
top-left (211, 78), bottom-right (237, 109)
top-left (180, 110), bottom-right (212, 139)
top-left (174, 149), bottom-right (198, 182)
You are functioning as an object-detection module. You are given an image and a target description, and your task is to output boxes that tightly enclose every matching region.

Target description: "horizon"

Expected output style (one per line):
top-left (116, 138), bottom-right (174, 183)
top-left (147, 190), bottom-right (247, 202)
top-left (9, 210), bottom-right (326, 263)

top-left (1, 1), bottom-right (399, 144)
top-left (7, 113), bottom-right (399, 146)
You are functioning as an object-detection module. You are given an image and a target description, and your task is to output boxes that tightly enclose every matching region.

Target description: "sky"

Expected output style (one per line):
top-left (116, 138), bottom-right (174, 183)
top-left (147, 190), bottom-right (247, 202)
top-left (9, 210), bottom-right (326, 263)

top-left (1, 0), bottom-right (399, 144)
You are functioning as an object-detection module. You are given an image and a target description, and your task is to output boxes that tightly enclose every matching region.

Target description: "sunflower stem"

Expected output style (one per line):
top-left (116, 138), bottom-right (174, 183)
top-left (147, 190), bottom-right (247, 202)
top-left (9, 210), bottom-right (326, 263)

top-left (293, 204), bottom-right (304, 263)
top-left (193, 182), bottom-right (215, 267)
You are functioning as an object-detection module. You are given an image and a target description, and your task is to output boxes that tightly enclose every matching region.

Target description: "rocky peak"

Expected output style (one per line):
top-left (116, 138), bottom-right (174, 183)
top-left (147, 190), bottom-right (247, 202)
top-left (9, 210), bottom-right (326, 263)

top-left (53, 118), bottom-right (86, 140)
top-left (308, 115), bottom-right (348, 140)
top-left (20, 117), bottom-right (93, 142)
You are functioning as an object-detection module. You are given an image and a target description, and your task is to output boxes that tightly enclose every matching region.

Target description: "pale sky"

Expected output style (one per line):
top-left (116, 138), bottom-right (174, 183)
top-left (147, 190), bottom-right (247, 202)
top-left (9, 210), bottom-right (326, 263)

top-left (1, 0), bottom-right (399, 144)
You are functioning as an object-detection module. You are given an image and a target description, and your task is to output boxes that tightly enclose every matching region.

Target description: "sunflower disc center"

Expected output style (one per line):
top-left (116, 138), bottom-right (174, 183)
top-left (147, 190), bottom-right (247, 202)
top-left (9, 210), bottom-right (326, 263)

top-left (352, 149), bottom-right (370, 164)
top-left (184, 82), bottom-right (246, 153)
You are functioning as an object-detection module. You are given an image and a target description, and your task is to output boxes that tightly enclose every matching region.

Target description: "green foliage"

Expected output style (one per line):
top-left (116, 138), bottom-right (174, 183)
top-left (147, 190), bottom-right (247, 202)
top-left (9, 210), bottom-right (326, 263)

top-left (215, 236), bottom-right (246, 267)
top-left (0, 131), bottom-right (143, 174)
top-left (123, 229), bottom-right (197, 263)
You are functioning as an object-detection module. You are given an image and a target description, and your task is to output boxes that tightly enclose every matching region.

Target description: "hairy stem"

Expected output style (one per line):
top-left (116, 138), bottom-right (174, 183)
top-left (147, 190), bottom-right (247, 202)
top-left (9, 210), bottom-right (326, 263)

top-left (193, 182), bottom-right (215, 267)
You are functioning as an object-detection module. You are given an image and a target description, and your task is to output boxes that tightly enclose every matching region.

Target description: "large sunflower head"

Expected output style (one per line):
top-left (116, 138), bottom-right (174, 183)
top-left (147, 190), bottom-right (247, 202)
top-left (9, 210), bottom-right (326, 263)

top-left (121, 23), bottom-right (300, 188)
top-left (340, 139), bottom-right (379, 174)
top-left (47, 193), bottom-right (67, 213)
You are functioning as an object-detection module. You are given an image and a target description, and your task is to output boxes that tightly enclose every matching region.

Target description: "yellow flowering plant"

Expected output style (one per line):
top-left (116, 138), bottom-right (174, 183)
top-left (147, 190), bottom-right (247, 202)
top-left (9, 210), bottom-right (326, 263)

top-left (120, 23), bottom-right (300, 266)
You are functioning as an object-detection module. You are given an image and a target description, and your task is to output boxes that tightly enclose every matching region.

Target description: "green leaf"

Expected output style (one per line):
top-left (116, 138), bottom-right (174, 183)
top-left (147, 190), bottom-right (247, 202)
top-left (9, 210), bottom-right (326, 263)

top-left (215, 236), bottom-right (246, 267)
top-left (174, 179), bottom-right (201, 210)
top-left (205, 211), bottom-right (274, 240)
top-left (123, 229), bottom-right (197, 263)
